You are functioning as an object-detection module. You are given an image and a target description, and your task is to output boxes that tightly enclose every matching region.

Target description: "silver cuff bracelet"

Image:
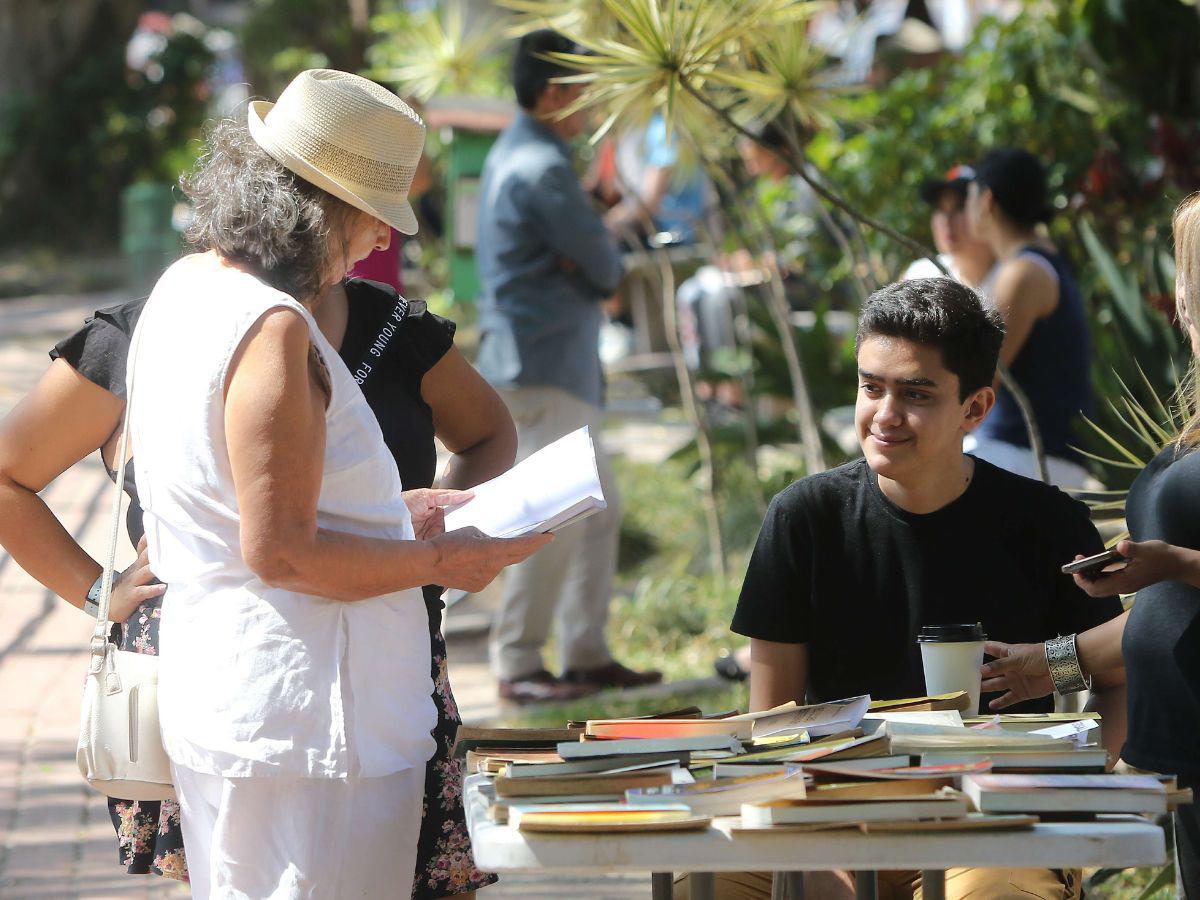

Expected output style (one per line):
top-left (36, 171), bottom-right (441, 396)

top-left (1045, 633), bottom-right (1091, 695)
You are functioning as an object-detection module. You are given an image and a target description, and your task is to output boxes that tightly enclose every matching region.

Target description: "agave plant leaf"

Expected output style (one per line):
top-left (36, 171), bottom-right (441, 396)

top-left (1079, 217), bottom-right (1154, 345)
top-left (1079, 415), bottom-right (1151, 467)
top-left (1104, 396), bottom-right (1158, 454)
top-left (1112, 371), bottom-right (1173, 444)
top-left (1124, 395), bottom-right (1173, 445)
top-left (1135, 361), bottom-right (1174, 426)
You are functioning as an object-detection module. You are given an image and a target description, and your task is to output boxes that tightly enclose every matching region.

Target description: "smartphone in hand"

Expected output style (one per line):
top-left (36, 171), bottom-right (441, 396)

top-left (1061, 548), bottom-right (1128, 577)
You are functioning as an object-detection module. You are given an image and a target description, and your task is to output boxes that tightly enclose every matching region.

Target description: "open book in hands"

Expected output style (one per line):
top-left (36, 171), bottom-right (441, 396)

top-left (443, 426), bottom-right (607, 537)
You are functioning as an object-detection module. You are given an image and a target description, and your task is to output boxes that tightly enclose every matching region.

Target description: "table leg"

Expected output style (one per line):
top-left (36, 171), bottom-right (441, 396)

top-left (921, 870), bottom-right (946, 900)
top-left (773, 872), bottom-right (805, 899)
top-left (692, 872), bottom-right (716, 900)
top-left (651, 872), bottom-right (674, 900)
top-left (855, 870), bottom-right (878, 900)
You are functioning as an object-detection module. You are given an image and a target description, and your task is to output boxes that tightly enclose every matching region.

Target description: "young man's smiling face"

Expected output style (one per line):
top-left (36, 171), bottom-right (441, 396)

top-left (855, 334), bottom-right (993, 484)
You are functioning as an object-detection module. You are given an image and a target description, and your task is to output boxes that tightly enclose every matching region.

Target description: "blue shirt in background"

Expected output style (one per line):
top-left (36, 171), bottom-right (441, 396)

top-left (618, 115), bottom-right (710, 244)
top-left (474, 111), bottom-right (623, 408)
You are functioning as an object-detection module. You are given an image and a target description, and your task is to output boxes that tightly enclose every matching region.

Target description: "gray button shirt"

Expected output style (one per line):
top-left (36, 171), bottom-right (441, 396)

top-left (475, 111), bottom-right (622, 407)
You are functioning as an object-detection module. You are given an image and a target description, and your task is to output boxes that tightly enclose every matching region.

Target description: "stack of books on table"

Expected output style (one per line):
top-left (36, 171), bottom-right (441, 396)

top-left (466, 697), bottom-right (880, 833)
top-left (876, 716), bottom-right (1110, 772)
top-left (465, 712), bottom-right (744, 831)
top-left (462, 698), bottom-right (1143, 835)
top-left (736, 762), bottom-right (1049, 834)
top-left (961, 773), bottom-right (1173, 817)
top-left (454, 725), bottom-right (584, 775)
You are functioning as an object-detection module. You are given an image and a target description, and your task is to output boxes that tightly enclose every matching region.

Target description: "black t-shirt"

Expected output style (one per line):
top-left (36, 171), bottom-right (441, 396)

top-left (1121, 444), bottom-right (1200, 776)
top-left (50, 279), bottom-right (456, 603)
top-left (731, 457), bottom-right (1124, 713)
top-left (337, 279), bottom-right (456, 491)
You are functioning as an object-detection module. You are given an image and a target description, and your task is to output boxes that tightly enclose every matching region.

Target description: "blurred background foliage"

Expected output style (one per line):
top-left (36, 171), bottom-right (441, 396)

top-left (0, 2), bottom-right (215, 248)
top-left (0, 0), bottom-right (1197, 490)
top-left (799, 4), bottom-right (1200, 487)
top-left (0, 0), bottom-right (1195, 485)
top-left (1, 6), bottom-right (1192, 889)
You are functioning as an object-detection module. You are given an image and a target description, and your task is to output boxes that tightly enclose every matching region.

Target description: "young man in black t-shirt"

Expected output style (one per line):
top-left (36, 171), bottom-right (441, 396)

top-left (691, 280), bottom-right (1125, 900)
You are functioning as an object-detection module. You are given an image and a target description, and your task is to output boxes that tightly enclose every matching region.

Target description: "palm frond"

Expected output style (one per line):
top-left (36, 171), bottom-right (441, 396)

top-left (1077, 362), bottom-right (1191, 517)
top-left (500, 0), bottom-right (620, 39)
top-left (537, 0), bottom-right (834, 147)
top-left (1080, 414), bottom-right (1153, 468)
top-left (369, 1), bottom-right (504, 101)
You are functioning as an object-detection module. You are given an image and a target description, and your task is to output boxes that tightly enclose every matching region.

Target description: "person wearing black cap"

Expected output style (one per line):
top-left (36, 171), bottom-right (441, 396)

top-left (903, 164), bottom-right (997, 294)
top-left (965, 148), bottom-right (1096, 489)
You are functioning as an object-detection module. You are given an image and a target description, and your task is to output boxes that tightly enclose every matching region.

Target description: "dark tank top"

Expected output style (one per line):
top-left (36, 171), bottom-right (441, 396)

top-left (976, 246), bottom-right (1094, 462)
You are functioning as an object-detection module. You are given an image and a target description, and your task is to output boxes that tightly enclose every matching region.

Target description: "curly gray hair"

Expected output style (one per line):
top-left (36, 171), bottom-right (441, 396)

top-left (181, 116), bottom-right (360, 303)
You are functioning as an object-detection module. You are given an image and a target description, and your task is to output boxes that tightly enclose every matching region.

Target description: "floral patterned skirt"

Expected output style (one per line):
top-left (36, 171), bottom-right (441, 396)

top-left (108, 595), bottom-right (496, 897)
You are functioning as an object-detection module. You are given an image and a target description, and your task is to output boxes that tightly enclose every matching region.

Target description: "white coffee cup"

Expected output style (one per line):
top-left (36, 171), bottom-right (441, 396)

top-left (917, 623), bottom-right (987, 716)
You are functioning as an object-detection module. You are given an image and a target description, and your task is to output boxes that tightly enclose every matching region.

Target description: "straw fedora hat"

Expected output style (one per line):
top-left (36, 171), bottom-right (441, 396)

top-left (248, 69), bottom-right (425, 235)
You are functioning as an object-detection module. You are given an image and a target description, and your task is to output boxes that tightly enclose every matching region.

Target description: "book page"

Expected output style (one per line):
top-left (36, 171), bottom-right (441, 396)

top-left (443, 426), bottom-right (607, 537)
top-left (731, 695), bottom-right (871, 738)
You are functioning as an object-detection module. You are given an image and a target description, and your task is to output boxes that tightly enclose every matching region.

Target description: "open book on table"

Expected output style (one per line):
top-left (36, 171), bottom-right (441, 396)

top-left (443, 426), bottom-right (607, 537)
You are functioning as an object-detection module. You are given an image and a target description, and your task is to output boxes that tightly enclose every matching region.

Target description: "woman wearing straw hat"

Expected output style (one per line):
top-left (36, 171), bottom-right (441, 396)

top-left (120, 70), bottom-right (549, 898)
top-left (0, 276), bottom-right (512, 896)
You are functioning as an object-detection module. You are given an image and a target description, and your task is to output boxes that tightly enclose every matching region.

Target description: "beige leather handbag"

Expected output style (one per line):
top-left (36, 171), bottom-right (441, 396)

top-left (76, 318), bottom-right (175, 801)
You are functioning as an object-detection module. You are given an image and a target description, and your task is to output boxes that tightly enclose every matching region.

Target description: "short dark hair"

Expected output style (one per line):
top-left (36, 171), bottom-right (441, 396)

top-left (511, 30), bottom-right (575, 110)
top-left (974, 147), bottom-right (1051, 228)
top-left (755, 118), bottom-right (813, 156)
top-left (855, 278), bottom-right (1005, 399)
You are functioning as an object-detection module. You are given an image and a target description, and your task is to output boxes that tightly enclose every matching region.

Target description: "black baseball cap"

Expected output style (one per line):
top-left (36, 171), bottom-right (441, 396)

top-left (918, 164), bottom-right (976, 206)
top-left (973, 148), bottom-right (1052, 227)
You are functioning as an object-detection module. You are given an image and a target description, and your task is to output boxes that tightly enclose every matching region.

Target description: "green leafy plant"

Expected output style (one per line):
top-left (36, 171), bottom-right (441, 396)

top-left (1072, 220), bottom-right (1192, 493)
top-left (368, 0), bottom-right (507, 102)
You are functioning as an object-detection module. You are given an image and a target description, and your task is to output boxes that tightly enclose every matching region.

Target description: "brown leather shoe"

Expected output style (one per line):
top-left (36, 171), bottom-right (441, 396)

top-left (562, 660), bottom-right (664, 689)
top-left (498, 669), bottom-right (597, 705)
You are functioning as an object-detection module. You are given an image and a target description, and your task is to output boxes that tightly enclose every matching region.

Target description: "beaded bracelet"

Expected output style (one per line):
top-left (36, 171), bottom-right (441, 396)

top-left (1045, 633), bottom-right (1091, 695)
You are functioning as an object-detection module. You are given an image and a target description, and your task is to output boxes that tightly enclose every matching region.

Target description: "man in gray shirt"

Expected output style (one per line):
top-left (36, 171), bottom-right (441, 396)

top-left (476, 30), bottom-right (662, 703)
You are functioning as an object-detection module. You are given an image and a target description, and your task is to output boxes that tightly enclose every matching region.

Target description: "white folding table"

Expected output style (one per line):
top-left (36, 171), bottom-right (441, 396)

top-left (465, 774), bottom-right (1167, 900)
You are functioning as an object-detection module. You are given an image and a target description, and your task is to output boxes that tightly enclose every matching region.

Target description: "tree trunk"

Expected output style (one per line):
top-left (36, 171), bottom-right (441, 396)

top-left (0, 0), bottom-right (141, 232)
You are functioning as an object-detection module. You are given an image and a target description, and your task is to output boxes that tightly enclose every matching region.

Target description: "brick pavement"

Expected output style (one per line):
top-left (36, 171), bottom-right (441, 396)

top-left (0, 292), bottom-right (650, 898)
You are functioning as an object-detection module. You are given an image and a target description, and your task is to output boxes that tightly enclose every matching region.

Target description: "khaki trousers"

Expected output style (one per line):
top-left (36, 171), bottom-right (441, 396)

top-left (489, 385), bottom-right (621, 680)
top-left (674, 867), bottom-right (1081, 900)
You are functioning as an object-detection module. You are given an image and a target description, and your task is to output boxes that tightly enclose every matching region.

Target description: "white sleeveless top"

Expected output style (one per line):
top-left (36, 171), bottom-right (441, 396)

top-left (129, 253), bottom-right (436, 778)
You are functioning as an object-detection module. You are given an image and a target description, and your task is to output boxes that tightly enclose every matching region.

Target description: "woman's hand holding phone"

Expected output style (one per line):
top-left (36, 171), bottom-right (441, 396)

top-left (1068, 538), bottom-right (1184, 597)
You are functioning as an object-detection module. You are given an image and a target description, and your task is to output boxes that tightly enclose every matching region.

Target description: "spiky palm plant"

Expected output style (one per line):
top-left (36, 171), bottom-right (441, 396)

top-left (1077, 363), bottom-right (1195, 534)
top-left (368, 0), bottom-right (505, 102)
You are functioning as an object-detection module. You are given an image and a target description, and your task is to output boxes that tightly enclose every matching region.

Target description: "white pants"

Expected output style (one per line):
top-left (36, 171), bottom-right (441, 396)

top-left (964, 435), bottom-right (1099, 491)
top-left (173, 764), bottom-right (424, 899)
top-left (490, 385), bottom-right (621, 679)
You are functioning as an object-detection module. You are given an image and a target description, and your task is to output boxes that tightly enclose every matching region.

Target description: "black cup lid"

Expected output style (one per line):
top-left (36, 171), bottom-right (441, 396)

top-left (917, 623), bottom-right (986, 643)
